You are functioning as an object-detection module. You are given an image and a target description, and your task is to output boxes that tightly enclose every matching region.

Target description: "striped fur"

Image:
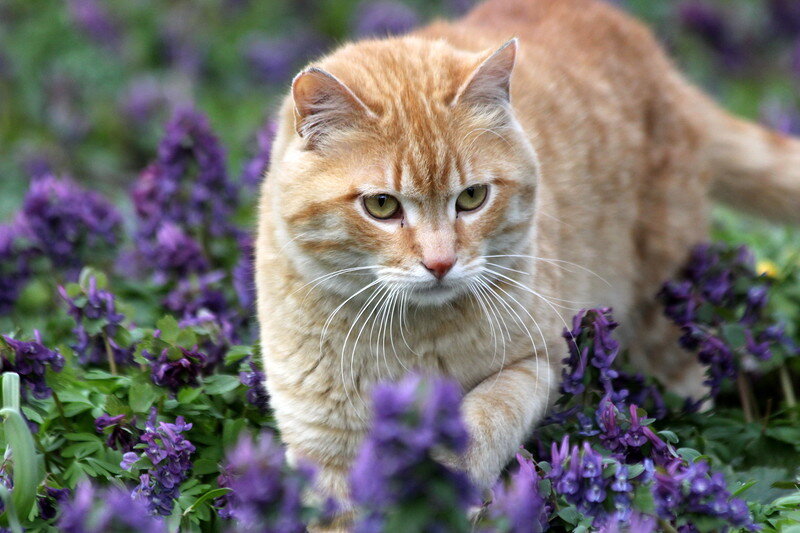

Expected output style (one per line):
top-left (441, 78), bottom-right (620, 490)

top-left (255, 0), bottom-right (800, 523)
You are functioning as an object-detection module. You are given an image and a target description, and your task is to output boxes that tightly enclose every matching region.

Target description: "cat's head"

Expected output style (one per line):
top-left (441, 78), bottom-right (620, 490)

top-left (267, 37), bottom-right (538, 306)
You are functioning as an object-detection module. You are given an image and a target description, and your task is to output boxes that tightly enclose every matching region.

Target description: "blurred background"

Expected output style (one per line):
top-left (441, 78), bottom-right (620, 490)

top-left (1, 0), bottom-right (800, 224)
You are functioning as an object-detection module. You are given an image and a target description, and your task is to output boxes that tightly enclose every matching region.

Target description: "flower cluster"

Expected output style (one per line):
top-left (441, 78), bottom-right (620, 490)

top-left (353, 1), bottom-right (420, 37)
top-left (489, 454), bottom-right (549, 533)
top-left (239, 360), bottom-right (269, 412)
top-left (163, 272), bottom-right (239, 368)
top-left (243, 32), bottom-right (325, 85)
top-left (0, 331), bottom-right (64, 400)
top-left (654, 460), bottom-right (753, 530)
top-left (65, 0), bottom-right (121, 49)
top-left (140, 223), bottom-right (209, 283)
top-left (547, 437), bottom-right (642, 523)
top-left (145, 347), bottom-right (207, 393)
top-left (232, 236), bottom-right (256, 314)
top-left (20, 174), bottom-right (122, 277)
top-left (132, 107), bottom-right (238, 249)
top-left (38, 486), bottom-right (70, 522)
top-left (558, 308), bottom-right (664, 418)
top-left (121, 414), bottom-right (195, 516)
top-left (59, 275), bottom-right (134, 368)
top-left (58, 482), bottom-right (165, 532)
top-left (240, 120), bottom-right (277, 189)
top-left (530, 307), bottom-right (756, 531)
top-left (0, 222), bottom-right (36, 315)
top-left (217, 432), bottom-right (315, 532)
top-left (658, 243), bottom-right (796, 399)
top-left (95, 414), bottom-right (139, 452)
top-left (349, 375), bottom-right (477, 532)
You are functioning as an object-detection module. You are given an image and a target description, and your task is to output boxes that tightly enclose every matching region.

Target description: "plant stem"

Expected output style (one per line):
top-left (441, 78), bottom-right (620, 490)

top-left (737, 373), bottom-right (754, 423)
top-left (779, 363), bottom-right (797, 411)
top-left (51, 391), bottom-right (74, 432)
top-left (658, 519), bottom-right (680, 533)
top-left (104, 335), bottom-right (118, 375)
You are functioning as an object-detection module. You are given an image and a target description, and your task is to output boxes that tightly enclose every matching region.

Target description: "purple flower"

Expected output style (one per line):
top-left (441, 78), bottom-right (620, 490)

top-left (159, 16), bottom-right (206, 77)
top-left (59, 276), bottom-right (133, 367)
top-left (241, 120), bottom-right (277, 189)
top-left (96, 414), bottom-right (139, 452)
top-left (658, 243), bottom-right (789, 401)
top-left (233, 236), bottom-right (255, 313)
top-left (677, 1), bottom-right (744, 70)
top-left (145, 223), bottom-right (209, 283)
top-left (0, 331), bottom-right (64, 399)
top-left (217, 432), bottom-right (313, 532)
top-left (653, 460), bottom-right (755, 529)
top-left (122, 414), bottom-right (195, 516)
top-left (65, 0), bottom-right (120, 48)
top-left (120, 76), bottom-right (187, 126)
top-left (560, 308), bottom-right (621, 400)
top-left (353, 1), bottom-right (420, 38)
top-left (163, 271), bottom-right (239, 368)
top-left (21, 174), bottom-right (121, 276)
top-left (768, 0), bottom-right (800, 37)
top-left (38, 486), bottom-right (70, 521)
top-left (146, 347), bottom-right (207, 393)
top-left (244, 32), bottom-right (325, 85)
top-left (132, 107), bottom-right (238, 278)
top-left (761, 98), bottom-right (800, 135)
top-left (350, 375), bottom-right (476, 531)
top-left (490, 454), bottom-right (549, 532)
top-left (58, 482), bottom-right (165, 532)
top-left (240, 360), bottom-right (269, 411)
top-left (0, 222), bottom-right (36, 315)
top-left (546, 437), bottom-right (613, 517)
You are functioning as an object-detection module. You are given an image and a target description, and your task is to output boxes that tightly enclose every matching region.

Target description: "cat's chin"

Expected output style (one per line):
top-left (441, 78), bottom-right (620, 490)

top-left (407, 282), bottom-right (466, 307)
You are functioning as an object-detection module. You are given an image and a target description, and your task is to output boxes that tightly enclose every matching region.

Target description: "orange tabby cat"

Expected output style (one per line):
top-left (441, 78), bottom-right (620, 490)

top-left (255, 0), bottom-right (800, 517)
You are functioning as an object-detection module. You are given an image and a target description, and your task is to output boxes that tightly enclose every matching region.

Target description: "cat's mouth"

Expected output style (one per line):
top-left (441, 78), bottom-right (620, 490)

top-left (407, 280), bottom-right (465, 306)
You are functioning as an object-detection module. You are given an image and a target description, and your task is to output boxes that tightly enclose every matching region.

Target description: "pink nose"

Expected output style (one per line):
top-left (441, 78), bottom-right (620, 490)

top-left (422, 257), bottom-right (456, 280)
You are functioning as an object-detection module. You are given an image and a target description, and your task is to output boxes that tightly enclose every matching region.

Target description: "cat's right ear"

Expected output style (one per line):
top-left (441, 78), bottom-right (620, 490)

top-left (291, 67), bottom-right (375, 148)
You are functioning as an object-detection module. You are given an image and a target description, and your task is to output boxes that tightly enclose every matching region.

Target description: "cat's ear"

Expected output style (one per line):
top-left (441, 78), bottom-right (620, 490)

top-left (452, 38), bottom-right (517, 108)
top-left (291, 67), bottom-right (375, 148)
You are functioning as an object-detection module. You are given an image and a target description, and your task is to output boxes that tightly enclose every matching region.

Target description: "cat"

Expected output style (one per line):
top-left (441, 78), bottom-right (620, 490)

top-left (255, 0), bottom-right (800, 521)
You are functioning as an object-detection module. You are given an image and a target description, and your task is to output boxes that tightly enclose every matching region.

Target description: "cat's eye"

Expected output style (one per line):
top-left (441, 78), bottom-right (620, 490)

top-left (456, 184), bottom-right (488, 212)
top-left (363, 194), bottom-right (401, 220)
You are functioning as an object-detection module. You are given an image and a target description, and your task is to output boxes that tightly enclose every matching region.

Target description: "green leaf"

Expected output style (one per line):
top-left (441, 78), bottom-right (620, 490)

top-left (192, 458), bottom-right (222, 476)
top-left (557, 506), bottom-right (581, 525)
top-left (156, 316), bottom-right (180, 344)
top-left (177, 387), bottom-right (203, 404)
top-left (203, 375), bottom-right (241, 396)
top-left (223, 419), bottom-right (247, 449)
top-left (1, 386), bottom-right (42, 520)
top-left (658, 430), bottom-right (679, 444)
top-left (721, 323), bottom-right (747, 349)
top-left (632, 483), bottom-right (656, 515)
top-left (129, 383), bottom-right (161, 413)
top-left (79, 268), bottom-right (107, 290)
top-left (677, 447), bottom-right (703, 463)
top-left (225, 345), bottom-right (253, 366)
top-left (182, 488), bottom-right (231, 517)
top-left (772, 492), bottom-right (800, 509)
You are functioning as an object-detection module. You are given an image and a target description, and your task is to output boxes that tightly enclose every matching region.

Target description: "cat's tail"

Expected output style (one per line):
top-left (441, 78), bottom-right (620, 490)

top-left (694, 86), bottom-right (800, 224)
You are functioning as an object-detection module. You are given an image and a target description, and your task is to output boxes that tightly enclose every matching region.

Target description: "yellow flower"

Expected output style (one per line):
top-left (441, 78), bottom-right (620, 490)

top-left (756, 260), bottom-right (778, 278)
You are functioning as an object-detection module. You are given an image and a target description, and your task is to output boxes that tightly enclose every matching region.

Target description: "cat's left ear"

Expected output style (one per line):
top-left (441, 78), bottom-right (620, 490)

top-left (292, 67), bottom-right (376, 148)
top-left (452, 38), bottom-right (517, 108)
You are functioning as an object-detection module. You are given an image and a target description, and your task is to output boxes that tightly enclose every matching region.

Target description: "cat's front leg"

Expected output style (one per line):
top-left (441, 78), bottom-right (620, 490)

top-left (454, 356), bottom-right (557, 488)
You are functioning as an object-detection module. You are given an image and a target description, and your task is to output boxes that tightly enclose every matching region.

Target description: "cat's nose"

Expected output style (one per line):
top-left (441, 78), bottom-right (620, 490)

top-left (422, 257), bottom-right (456, 280)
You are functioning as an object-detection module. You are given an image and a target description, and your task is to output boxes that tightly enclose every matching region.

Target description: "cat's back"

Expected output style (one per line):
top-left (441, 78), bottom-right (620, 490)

top-left (419, 0), bottom-right (671, 103)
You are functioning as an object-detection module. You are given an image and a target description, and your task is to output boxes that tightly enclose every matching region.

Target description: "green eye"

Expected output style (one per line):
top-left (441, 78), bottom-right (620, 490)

top-left (456, 184), bottom-right (488, 212)
top-left (364, 194), bottom-right (401, 219)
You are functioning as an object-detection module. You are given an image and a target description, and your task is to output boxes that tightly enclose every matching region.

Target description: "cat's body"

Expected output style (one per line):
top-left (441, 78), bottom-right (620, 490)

top-left (256, 0), bottom-right (800, 518)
